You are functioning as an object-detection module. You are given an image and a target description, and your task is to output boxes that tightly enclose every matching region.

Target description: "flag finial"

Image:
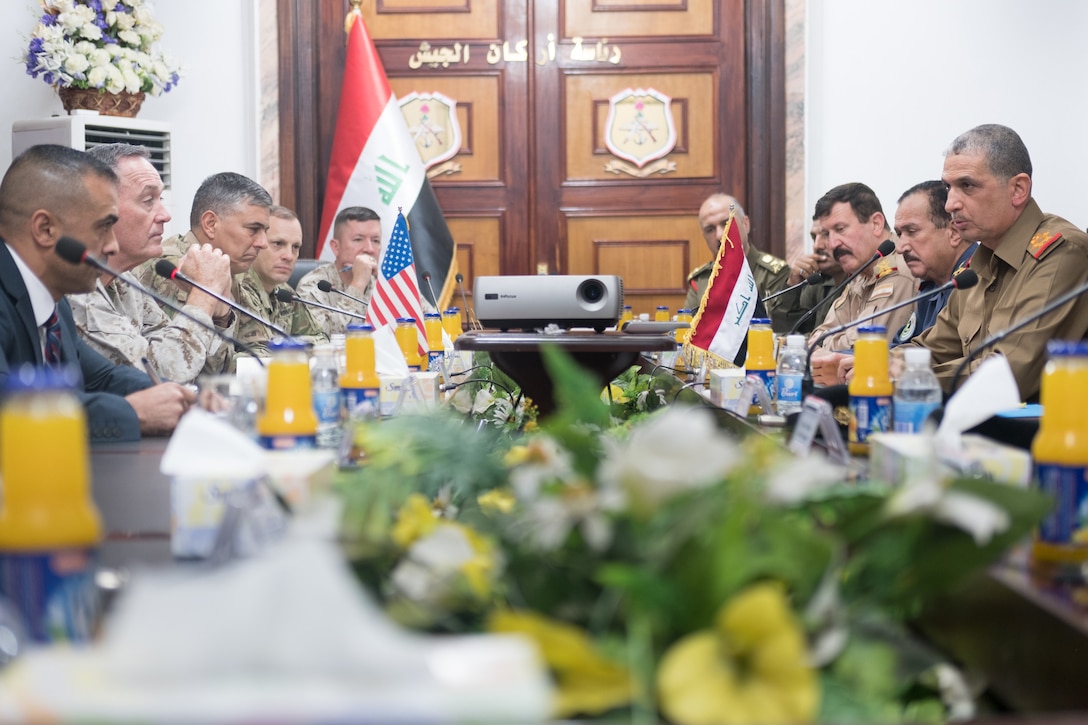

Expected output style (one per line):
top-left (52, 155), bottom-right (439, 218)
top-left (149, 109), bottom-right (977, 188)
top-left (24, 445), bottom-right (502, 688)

top-left (345, 1), bottom-right (362, 33)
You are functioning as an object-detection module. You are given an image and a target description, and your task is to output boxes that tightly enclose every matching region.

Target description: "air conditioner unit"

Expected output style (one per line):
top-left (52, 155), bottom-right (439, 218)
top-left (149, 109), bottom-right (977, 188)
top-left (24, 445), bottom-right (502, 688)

top-left (12, 114), bottom-right (173, 195)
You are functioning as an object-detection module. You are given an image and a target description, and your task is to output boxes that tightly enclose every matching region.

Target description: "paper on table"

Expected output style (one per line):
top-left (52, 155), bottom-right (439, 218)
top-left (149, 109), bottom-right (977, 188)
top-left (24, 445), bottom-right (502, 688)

top-left (937, 354), bottom-right (1022, 445)
top-left (161, 407), bottom-right (265, 479)
top-left (373, 322), bottom-right (409, 376)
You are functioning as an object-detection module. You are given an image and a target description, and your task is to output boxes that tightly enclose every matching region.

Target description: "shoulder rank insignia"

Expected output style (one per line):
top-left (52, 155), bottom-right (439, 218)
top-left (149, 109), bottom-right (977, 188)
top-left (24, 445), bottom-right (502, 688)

top-left (759, 253), bottom-right (787, 273)
top-left (873, 257), bottom-right (896, 279)
top-left (1028, 230), bottom-right (1063, 259)
top-left (687, 261), bottom-right (712, 283)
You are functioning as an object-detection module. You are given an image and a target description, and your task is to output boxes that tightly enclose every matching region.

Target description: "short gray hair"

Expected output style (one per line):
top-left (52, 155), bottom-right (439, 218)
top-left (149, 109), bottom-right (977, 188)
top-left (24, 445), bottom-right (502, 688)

top-left (189, 171), bottom-right (272, 229)
top-left (945, 124), bottom-right (1032, 181)
top-left (86, 143), bottom-right (150, 171)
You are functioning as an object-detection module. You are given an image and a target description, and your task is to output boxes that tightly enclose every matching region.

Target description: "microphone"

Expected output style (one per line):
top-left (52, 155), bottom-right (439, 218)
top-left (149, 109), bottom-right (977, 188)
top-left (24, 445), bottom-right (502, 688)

top-left (949, 274), bottom-right (1088, 393)
top-left (315, 279), bottom-right (368, 307)
top-left (456, 272), bottom-right (481, 330)
top-left (272, 288), bottom-right (367, 321)
top-left (789, 239), bottom-right (896, 335)
top-left (154, 259), bottom-right (291, 339)
top-left (421, 270), bottom-right (440, 310)
top-left (53, 237), bottom-right (266, 366)
top-left (762, 271), bottom-right (828, 303)
top-left (803, 268), bottom-right (979, 393)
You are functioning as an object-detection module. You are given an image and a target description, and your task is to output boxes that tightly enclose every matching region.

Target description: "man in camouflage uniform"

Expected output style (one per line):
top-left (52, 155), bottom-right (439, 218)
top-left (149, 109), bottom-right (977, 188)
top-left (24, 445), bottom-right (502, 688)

top-left (295, 206), bottom-right (380, 335)
top-left (68, 144), bottom-right (236, 384)
top-left (234, 205), bottom-right (328, 355)
top-left (808, 182), bottom-right (917, 385)
top-left (906, 124), bottom-right (1088, 401)
top-left (133, 171), bottom-right (272, 368)
top-left (684, 193), bottom-right (789, 312)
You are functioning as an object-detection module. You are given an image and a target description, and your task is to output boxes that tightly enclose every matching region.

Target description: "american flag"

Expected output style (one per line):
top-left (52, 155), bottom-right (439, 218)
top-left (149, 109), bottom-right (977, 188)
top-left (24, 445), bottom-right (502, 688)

top-left (366, 209), bottom-right (426, 353)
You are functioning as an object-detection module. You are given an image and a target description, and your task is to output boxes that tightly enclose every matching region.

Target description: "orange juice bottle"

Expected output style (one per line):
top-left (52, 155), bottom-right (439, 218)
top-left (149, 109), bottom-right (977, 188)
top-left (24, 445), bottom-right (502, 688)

top-left (396, 318), bottom-right (423, 372)
top-left (0, 366), bottom-right (101, 642)
top-left (655, 305), bottom-right (670, 322)
top-left (1032, 340), bottom-right (1088, 568)
top-left (442, 307), bottom-right (462, 342)
top-left (619, 305), bottom-right (634, 327)
top-left (745, 317), bottom-right (776, 414)
top-left (675, 308), bottom-right (693, 345)
top-left (257, 338), bottom-right (318, 449)
top-left (424, 312), bottom-right (444, 373)
top-left (847, 325), bottom-right (893, 455)
top-left (341, 323), bottom-right (382, 420)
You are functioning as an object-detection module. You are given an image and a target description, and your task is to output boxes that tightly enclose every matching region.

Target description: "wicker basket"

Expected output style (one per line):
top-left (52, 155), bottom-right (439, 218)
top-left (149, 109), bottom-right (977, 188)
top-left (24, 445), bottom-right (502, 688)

top-left (58, 87), bottom-right (145, 118)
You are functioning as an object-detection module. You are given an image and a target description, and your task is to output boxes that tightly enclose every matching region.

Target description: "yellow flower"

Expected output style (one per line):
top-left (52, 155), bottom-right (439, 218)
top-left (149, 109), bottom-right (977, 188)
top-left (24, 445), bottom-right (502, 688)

top-left (657, 582), bottom-right (818, 725)
top-left (478, 487), bottom-right (516, 514)
top-left (391, 493), bottom-right (439, 548)
top-left (489, 609), bottom-right (634, 717)
top-left (603, 383), bottom-right (629, 404)
top-left (457, 524), bottom-right (498, 598)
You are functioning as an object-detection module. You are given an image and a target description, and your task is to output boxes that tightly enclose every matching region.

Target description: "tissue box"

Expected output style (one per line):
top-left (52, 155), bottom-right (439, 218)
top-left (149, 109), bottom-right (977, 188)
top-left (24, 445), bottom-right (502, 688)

top-left (949, 433), bottom-right (1033, 487)
top-left (170, 476), bottom-right (258, 558)
top-left (868, 432), bottom-right (1032, 487)
top-left (380, 372), bottom-right (441, 415)
top-left (709, 368), bottom-right (747, 407)
top-left (868, 433), bottom-right (943, 485)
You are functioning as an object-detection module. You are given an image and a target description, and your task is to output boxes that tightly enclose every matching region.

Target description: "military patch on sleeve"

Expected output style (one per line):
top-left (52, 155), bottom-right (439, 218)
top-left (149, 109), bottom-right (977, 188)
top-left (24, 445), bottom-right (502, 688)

top-left (870, 282), bottom-right (895, 301)
top-left (873, 258), bottom-right (896, 279)
top-left (760, 253), bottom-right (787, 273)
top-left (897, 312), bottom-right (917, 343)
top-left (1028, 230), bottom-right (1063, 259)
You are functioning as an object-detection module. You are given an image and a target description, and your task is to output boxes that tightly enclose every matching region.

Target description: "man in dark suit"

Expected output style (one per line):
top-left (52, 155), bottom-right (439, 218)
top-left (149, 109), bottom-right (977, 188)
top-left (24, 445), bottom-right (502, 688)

top-left (0, 144), bottom-right (194, 442)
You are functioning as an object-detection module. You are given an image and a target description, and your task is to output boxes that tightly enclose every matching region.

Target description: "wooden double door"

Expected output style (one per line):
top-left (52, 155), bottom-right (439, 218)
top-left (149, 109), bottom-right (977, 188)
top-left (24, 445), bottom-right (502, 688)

top-left (279, 0), bottom-right (786, 315)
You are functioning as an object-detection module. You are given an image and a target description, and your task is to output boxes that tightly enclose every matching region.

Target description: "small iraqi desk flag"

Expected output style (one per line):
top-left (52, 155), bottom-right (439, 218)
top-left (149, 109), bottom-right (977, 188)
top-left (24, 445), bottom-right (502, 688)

top-left (683, 210), bottom-right (758, 368)
top-left (317, 5), bottom-right (457, 311)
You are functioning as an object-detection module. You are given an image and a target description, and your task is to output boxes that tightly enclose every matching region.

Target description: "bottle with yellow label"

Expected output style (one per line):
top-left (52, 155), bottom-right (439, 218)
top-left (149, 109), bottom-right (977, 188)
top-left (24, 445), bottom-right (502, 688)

top-left (424, 312), bottom-right (444, 373)
top-left (847, 325), bottom-right (893, 455)
top-left (1032, 340), bottom-right (1088, 568)
top-left (0, 366), bottom-right (101, 642)
top-left (745, 317), bottom-right (776, 414)
top-left (340, 323), bottom-right (382, 421)
top-left (257, 338), bottom-right (318, 449)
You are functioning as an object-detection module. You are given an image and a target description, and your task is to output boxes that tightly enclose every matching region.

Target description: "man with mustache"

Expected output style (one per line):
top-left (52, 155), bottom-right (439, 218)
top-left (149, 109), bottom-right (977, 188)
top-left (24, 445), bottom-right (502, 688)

top-left (808, 183), bottom-right (916, 384)
top-left (234, 205), bottom-right (327, 355)
top-left (831, 181), bottom-right (978, 385)
top-left (764, 215), bottom-right (846, 334)
top-left (904, 124), bottom-right (1088, 401)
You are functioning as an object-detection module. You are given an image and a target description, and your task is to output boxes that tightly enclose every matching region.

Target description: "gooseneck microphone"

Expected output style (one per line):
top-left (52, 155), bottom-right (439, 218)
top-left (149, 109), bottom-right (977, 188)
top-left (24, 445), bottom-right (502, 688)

top-left (154, 259), bottom-right (291, 338)
top-left (949, 275), bottom-right (1088, 394)
top-left (53, 237), bottom-right (266, 366)
top-left (455, 272), bottom-right (481, 330)
top-left (272, 288), bottom-right (367, 321)
top-left (789, 239), bottom-right (897, 336)
top-left (762, 271), bottom-right (828, 303)
top-left (316, 279), bottom-right (368, 306)
top-left (802, 268), bottom-right (980, 394)
top-left (421, 270), bottom-right (440, 310)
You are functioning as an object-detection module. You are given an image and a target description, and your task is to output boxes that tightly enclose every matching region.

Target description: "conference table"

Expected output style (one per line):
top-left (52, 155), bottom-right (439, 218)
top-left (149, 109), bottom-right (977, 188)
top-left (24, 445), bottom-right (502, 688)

top-left (86, 396), bottom-right (1088, 718)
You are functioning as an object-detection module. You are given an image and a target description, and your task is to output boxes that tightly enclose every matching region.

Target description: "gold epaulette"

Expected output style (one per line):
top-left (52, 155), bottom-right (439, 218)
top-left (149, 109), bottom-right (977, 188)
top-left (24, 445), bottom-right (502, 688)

top-left (1029, 230), bottom-right (1063, 260)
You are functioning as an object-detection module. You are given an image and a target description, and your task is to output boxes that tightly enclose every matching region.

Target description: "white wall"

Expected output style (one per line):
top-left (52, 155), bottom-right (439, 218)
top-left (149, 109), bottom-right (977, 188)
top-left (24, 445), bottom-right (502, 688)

top-left (807, 0), bottom-right (1088, 235)
top-left (1, 0), bottom-right (259, 238)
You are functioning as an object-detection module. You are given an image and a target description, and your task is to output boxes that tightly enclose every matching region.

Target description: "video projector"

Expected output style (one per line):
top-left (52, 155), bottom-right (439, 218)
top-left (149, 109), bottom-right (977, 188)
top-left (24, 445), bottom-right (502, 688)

top-left (473, 275), bottom-right (624, 332)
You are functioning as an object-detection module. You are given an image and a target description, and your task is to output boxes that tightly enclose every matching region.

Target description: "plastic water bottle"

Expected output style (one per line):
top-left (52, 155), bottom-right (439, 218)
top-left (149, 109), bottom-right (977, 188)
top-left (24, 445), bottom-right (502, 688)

top-left (311, 344), bottom-right (342, 449)
top-left (893, 347), bottom-right (942, 433)
top-left (775, 334), bottom-right (806, 416)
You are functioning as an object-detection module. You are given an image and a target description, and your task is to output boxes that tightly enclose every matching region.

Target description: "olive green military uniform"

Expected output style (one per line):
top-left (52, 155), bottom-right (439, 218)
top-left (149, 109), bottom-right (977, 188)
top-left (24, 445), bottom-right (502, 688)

top-left (763, 277), bottom-right (844, 335)
top-left (809, 252), bottom-right (917, 352)
top-left (684, 246), bottom-right (789, 311)
top-left (233, 268), bottom-right (329, 356)
top-left (68, 274), bottom-right (233, 383)
top-left (910, 199), bottom-right (1088, 401)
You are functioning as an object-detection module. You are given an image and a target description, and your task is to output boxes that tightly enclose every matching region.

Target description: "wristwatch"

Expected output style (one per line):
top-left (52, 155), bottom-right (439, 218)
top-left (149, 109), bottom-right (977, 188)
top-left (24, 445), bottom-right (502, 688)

top-left (212, 309), bottom-right (235, 328)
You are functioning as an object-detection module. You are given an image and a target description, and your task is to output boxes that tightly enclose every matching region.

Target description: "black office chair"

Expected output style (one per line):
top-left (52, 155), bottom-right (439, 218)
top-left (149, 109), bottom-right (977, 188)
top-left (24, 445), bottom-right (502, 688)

top-left (288, 259), bottom-right (322, 290)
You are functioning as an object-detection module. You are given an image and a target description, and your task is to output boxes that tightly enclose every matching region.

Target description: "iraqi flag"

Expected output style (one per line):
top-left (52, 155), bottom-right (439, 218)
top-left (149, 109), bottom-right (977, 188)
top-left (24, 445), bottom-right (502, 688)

top-left (317, 9), bottom-right (456, 311)
top-left (684, 211), bottom-right (758, 367)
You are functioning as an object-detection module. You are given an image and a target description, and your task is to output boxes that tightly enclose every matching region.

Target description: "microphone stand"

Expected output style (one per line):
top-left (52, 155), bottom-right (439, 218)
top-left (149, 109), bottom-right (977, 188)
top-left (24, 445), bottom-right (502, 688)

top-left (788, 241), bottom-right (896, 336)
top-left (273, 289), bottom-right (367, 321)
top-left (54, 237), bottom-right (266, 365)
top-left (155, 260), bottom-right (292, 339)
top-left (949, 276), bottom-right (1088, 393)
top-left (763, 272), bottom-right (827, 304)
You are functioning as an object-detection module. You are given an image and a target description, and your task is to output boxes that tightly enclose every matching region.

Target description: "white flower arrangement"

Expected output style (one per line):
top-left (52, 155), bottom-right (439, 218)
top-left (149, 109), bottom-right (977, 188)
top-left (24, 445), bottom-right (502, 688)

top-left (24, 0), bottom-right (180, 96)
